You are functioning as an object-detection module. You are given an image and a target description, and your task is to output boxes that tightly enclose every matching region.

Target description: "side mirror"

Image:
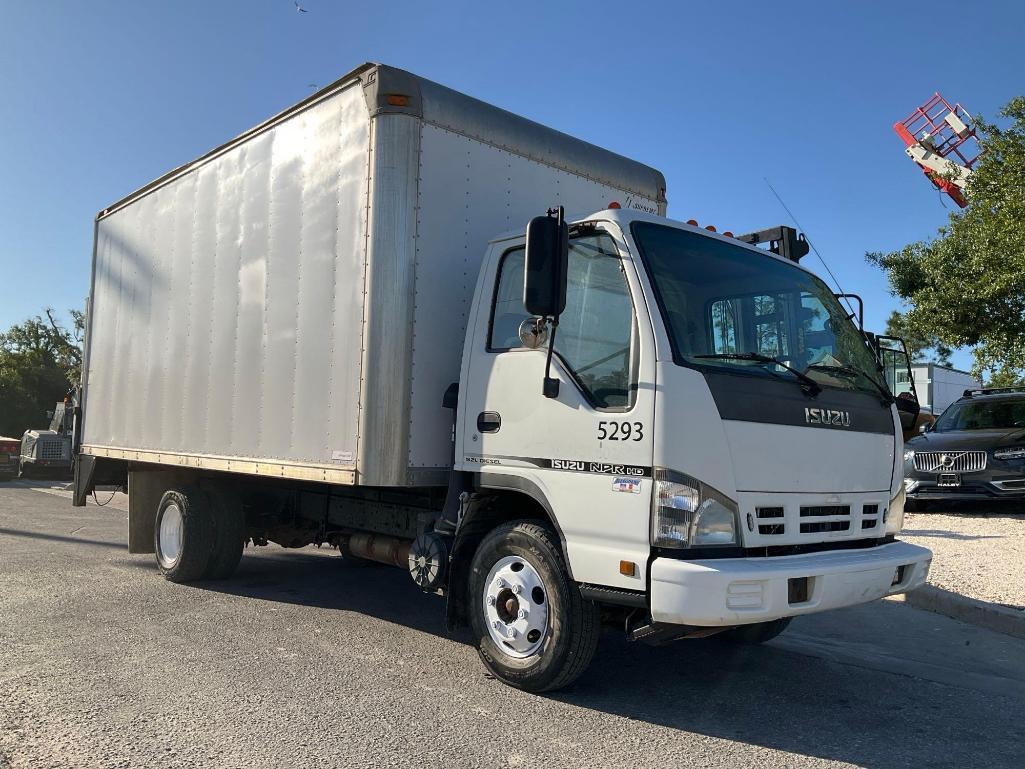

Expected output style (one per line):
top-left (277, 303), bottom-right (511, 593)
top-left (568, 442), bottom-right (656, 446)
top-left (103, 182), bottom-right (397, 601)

top-left (524, 211), bottom-right (568, 318)
top-left (919, 422), bottom-right (932, 434)
top-left (517, 317), bottom-right (549, 349)
top-left (523, 208), bottom-right (569, 399)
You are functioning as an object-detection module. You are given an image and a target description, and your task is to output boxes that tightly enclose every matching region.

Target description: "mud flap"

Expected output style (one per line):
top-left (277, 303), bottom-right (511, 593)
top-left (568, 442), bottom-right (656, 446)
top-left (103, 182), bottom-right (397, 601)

top-left (73, 454), bottom-right (96, 507)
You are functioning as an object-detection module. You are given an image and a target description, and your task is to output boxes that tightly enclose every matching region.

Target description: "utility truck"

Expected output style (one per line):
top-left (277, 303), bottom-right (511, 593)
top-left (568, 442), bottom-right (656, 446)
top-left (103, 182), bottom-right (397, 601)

top-left (74, 63), bottom-right (931, 692)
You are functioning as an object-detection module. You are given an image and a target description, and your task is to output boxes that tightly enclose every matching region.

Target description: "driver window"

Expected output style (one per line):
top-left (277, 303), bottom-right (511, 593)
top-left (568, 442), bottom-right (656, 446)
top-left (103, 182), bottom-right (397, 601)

top-left (487, 233), bottom-right (635, 409)
top-left (557, 234), bottom-right (635, 408)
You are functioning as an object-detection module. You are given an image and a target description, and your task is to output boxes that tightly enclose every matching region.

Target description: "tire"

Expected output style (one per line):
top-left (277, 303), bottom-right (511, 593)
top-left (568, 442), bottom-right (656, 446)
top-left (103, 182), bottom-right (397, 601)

top-left (720, 617), bottom-right (792, 644)
top-left (468, 521), bottom-right (600, 693)
top-left (203, 486), bottom-right (246, 580)
top-left (154, 487), bottom-right (215, 583)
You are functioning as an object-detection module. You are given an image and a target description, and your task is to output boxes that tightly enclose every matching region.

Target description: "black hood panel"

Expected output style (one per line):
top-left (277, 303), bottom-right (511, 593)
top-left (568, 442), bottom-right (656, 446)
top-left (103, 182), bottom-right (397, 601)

top-left (703, 371), bottom-right (895, 435)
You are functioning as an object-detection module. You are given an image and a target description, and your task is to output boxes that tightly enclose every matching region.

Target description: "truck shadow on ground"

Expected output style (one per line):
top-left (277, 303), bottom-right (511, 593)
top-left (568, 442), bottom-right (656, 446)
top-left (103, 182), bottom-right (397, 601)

top-left (182, 547), bottom-right (454, 640)
top-left (558, 633), bottom-right (1019, 769)
top-left (900, 527), bottom-right (1004, 540)
top-left (0, 526), bottom-right (123, 549)
top-left (185, 547), bottom-right (1022, 769)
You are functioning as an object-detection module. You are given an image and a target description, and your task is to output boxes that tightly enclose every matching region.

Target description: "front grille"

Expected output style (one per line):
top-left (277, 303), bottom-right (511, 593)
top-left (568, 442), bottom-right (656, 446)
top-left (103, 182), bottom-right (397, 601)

top-left (750, 502), bottom-right (882, 542)
top-left (914, 451), bottom-right (987, 473)
top-left (801, 520), bottom-right (850, 533)
top-left (38, 441), bottom-right (64, 460)
top-left (799, 505), bottom-right (851, 535)
top-left (800, 505), bottom-right (848, 517)
top-left (756, 507), bottom-right (785, 535)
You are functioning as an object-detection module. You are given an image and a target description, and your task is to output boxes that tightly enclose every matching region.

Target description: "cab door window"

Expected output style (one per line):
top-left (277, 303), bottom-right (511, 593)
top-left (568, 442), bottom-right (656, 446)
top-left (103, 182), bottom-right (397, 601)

top-left (488, 233), bottom-right (635, 409)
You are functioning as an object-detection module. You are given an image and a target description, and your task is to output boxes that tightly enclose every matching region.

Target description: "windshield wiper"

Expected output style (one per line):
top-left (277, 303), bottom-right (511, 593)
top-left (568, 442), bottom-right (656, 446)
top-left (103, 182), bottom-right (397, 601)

top-left (805, 363), bottom-right (894, 406)
top-left (693, 352), bottom-right (821, 396)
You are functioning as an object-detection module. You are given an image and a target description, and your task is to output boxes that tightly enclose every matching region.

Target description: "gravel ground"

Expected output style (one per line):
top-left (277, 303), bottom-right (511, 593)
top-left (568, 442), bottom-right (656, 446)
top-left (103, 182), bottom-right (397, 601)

top-left (4, 481), bottom-right (1025, 768)
top-left (901, 508), bottom-right (1025, 611)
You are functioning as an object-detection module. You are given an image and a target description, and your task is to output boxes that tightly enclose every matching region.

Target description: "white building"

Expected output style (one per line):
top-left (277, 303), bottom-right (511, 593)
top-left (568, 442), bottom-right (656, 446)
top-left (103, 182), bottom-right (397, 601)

top-left (893, 362), bottom-right (981, 415)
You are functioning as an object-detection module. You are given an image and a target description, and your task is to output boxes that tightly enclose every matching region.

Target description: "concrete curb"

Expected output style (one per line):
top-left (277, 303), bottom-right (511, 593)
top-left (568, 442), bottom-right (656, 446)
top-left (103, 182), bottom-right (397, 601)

top-left (894, 585), bottom-right (1025, 641)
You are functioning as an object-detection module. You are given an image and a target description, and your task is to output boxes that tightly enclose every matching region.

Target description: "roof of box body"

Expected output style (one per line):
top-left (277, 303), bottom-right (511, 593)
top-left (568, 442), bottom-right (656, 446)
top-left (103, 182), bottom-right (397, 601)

top-left (97, 63), bottom-right (667, 220)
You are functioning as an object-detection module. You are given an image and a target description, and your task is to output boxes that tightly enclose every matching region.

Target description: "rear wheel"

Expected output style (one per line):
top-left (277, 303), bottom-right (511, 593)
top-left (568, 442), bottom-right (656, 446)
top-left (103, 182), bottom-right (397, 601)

top-left (203, 486), bottom-right (246, 580)
top-left (154, 487), bottom-right (214, 583)
top-left (468, 521), bottom-right (599, 693)
top-left (719, 617), bottom-right (792, 644)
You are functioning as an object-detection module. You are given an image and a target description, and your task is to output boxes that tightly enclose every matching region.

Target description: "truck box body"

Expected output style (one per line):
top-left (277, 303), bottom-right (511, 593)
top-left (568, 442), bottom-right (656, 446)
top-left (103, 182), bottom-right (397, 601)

top-left (81, 63), bottom-right (666, 487)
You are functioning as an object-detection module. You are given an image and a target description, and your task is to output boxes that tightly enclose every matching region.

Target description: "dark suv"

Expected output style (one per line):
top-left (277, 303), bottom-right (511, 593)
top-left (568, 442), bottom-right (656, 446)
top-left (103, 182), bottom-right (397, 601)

top-left (904, 387), bottom-right (1025, 506)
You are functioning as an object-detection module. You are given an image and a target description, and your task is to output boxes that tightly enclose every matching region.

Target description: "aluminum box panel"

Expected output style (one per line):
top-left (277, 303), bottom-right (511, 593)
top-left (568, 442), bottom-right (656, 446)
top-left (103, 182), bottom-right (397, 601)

top-left (84, 83), bottom-right (370, 469)
top-left (407, 123), bottom-right (662, 472)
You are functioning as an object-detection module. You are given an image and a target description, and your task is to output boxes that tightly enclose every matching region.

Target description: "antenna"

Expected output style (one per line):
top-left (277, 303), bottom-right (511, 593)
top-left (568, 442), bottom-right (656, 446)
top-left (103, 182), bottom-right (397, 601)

top-left (763, 178), bottom-right (857, 319)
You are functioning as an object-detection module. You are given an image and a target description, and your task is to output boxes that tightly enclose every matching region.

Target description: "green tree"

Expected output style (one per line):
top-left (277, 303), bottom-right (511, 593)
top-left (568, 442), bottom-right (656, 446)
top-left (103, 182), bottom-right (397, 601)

top-left (867, 95), bottom-right (1025, 385)
top-left (0, 309), bottom-right (83, 437)
top-left (883, 310), bottom-right (952, 366)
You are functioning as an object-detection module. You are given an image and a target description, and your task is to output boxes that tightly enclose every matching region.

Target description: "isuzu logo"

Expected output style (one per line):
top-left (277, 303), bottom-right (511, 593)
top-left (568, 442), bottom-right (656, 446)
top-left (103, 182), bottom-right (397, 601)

top-left (805, 407), bottom-right (852, 428)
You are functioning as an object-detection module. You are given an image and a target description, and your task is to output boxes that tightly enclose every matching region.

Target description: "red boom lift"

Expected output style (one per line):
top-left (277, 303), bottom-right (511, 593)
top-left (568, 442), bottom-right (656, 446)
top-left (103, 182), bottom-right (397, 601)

top-left (894, 93), bottom-right (980, 208)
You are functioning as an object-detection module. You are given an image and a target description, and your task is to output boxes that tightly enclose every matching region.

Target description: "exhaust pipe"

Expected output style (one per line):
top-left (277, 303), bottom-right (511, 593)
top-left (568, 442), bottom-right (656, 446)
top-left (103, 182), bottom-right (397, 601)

top-left (339, 532), bottom-right (411, 568)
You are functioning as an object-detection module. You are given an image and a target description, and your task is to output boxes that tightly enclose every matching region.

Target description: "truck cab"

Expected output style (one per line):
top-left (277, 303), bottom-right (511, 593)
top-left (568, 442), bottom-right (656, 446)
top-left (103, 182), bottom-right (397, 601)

top-left (450, 208), bottom-right (930, 676)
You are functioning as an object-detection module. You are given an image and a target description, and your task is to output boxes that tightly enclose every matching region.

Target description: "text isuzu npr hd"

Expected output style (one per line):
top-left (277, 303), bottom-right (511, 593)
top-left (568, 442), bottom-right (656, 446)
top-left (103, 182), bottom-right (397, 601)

top-left (74, 62), bottom-right (931, 692)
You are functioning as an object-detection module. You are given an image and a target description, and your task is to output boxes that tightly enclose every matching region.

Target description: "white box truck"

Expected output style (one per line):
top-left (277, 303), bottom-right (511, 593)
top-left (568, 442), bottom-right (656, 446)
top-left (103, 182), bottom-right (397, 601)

top-left (74, 63), bottom-right (931, 692)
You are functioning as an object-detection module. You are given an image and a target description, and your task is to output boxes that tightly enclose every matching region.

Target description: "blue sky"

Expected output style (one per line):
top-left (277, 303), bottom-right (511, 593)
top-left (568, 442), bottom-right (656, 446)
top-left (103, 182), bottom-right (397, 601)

top-left (2, 0), bottom-right (1022, 372)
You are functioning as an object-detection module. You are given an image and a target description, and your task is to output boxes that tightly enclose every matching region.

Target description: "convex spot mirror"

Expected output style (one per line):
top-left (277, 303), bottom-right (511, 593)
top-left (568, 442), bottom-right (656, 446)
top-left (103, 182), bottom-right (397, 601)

top-left (517, 317), bottom-right (549, 349)
top-left (523, 214), bottom-right (569, 318)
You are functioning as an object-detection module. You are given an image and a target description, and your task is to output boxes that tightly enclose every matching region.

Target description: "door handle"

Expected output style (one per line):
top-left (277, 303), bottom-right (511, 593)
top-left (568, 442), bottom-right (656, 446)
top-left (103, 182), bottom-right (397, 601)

top-left (477, 411), bottom-right (502, 433)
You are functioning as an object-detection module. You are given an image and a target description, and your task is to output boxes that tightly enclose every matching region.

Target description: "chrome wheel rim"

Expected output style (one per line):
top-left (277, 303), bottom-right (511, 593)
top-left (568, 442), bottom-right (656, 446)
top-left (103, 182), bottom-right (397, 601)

top-left (482, 555), bottom-right (550, 658)
top-left (157, 503), bottom-right (183, 569)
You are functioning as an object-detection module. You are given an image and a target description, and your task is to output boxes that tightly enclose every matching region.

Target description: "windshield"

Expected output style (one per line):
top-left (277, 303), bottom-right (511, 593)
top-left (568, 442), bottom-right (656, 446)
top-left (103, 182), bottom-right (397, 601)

top-left (933, 399), bottom-right (1025, 431)
top-left (631, 222), bottom-right (887, 396)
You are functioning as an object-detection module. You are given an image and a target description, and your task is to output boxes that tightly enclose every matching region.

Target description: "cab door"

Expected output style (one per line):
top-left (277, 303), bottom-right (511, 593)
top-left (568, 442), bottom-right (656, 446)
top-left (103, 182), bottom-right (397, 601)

top-left (457, 228), bottom-right (656, 589)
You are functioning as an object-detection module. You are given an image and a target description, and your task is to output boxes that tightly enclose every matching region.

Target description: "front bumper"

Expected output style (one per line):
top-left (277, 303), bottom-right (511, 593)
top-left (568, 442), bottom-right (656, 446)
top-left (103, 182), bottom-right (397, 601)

top-left (905, 476), bottom-right (1025, 500)
top-left (649, 541), bottom-right (931, 626)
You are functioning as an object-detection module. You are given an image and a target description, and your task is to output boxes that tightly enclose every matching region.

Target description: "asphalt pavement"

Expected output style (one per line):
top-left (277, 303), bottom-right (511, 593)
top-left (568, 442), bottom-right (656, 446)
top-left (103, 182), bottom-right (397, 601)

top-left (2, 480), bottom-right (1024, 769)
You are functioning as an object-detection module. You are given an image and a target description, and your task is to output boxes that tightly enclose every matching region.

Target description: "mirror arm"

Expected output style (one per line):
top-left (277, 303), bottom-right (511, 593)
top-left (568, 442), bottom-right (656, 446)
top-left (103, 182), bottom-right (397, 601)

top-left (542, 206), bottom-right (565, 399)
top-left (542, 318), bottom-right (560, 398)
top-left (835, 293), bottom-right (864, 331)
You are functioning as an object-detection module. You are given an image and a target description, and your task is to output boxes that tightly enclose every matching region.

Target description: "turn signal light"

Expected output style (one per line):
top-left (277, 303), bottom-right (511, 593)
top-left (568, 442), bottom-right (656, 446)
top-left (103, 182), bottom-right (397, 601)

top-left (619, 560), bottom-right (636, 576)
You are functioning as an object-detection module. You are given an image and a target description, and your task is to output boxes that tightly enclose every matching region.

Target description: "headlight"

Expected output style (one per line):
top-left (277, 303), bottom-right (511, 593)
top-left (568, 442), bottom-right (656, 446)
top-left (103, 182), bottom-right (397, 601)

top-left (994, 447), bottom-right (1025, 460)
top-left (903, 449), bottom-right (915, 463)
top-left (652, 470), bottom-right (739, 548)
top-left (885, 486), bottom-right (906, 535)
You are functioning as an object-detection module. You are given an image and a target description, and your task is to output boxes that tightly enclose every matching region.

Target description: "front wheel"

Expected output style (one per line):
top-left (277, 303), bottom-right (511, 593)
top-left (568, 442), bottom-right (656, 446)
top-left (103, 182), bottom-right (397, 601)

top-left (468, 521), bottom-right (600, 693)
